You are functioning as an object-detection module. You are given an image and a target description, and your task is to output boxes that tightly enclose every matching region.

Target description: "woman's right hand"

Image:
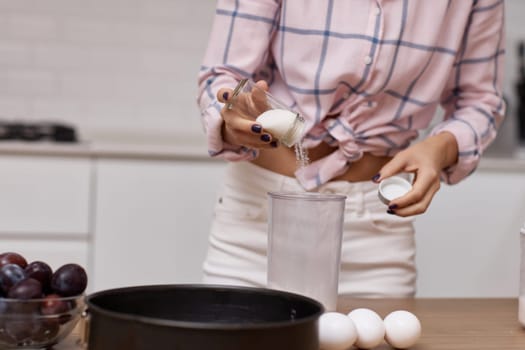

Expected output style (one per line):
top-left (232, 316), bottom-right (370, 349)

top-left (217, 80), bottom-right (278, 149)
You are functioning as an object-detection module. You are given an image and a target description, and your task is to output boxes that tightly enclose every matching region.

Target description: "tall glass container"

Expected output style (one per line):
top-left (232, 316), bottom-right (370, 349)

top-left (267, 192), bottom-right (346, 311)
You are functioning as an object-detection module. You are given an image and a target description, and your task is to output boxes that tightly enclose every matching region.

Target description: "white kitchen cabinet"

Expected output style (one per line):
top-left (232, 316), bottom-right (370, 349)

top-left (91, 158), bottom-right (226, 292)
top-left (0, 147), bottom-right (521, 298)
top-left (0, 154), bottom-right (92, 288)
top-left (91, 157), bottom-right (524, 297)
top-left (415, 170), bottom-right (525, 297)
top-left (0, 155), bottom-right (91, 235)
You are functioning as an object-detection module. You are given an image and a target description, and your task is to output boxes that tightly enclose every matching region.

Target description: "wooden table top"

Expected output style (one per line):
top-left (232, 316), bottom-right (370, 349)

top-left (58, 298), bottom-right (525, 349)
top-left (338, 298), bottom-right (525, 349)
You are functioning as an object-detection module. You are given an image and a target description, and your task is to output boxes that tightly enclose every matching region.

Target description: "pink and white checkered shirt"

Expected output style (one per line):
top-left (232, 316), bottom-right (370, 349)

top-left (197, 0), bottom-right (505, 191)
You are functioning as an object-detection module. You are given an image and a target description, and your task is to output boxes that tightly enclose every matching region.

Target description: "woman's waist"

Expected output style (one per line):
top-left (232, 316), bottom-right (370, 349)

top-left (251, 144), bottom-right (392, 182)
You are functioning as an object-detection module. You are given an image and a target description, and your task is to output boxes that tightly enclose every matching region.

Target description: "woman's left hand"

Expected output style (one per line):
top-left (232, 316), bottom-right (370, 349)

top-left (373, 132), bottom-right (458, 217)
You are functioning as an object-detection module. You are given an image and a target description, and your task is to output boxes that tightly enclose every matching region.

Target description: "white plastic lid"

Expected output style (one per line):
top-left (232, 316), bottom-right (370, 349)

top-left (378, 176), bottom-right (412, 205)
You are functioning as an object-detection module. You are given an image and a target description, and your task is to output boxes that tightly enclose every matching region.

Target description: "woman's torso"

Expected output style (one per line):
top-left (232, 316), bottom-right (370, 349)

top-left (251, 0), bottom-right (473, 185)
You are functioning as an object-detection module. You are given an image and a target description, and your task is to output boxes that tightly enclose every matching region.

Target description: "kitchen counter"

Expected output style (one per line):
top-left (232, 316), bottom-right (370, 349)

top-left (0, 141), bottom-right (524, 171)
top-left (0, 140), bottom-right (212, 161)
top-left (58, 298), bottom-right (524, 349)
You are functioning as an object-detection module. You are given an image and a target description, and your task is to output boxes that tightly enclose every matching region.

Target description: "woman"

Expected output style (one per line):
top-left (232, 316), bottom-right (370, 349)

top-left (196, 0), bottom-right (505, 297)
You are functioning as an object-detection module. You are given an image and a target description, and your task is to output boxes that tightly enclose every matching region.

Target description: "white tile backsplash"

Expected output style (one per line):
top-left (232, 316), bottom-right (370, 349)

top-left (2, 13), bottom-right (59, 41)
top-left (0, 96), bottom-right (31, 117)
top-left (7, 69), bottom-right (59, 96)
top-left (61, 18), bottom-right (141, 47)
top-left (0, 42), bottom-right (32, 67)
top-left (0, 1), bottom-right (523, 149)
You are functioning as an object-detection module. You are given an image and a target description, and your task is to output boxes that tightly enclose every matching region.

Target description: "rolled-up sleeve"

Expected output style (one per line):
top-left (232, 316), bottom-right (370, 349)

top-left (431, 0), bottom-right (506, 184)
top-left (196, 0), bottom-right (281, 160)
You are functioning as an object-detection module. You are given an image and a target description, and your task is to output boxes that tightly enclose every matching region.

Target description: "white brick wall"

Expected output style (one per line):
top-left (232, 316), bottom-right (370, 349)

top-left (0, 0), bottom-right (215, 145)
top-left (0, 1), bottom-right (522, 148)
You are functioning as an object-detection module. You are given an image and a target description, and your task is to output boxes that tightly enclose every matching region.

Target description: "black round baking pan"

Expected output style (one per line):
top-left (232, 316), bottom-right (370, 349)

top-left (85, 284), bottom-right (324, 350)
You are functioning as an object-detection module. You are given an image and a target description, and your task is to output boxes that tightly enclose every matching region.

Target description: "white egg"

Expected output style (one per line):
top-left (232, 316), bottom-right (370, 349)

top-left (347, 308), bottom-right (385, 349)
top-left (318, 312), bottom-right (357, 350)
top-left (384, 310), bottom-right (421, 349)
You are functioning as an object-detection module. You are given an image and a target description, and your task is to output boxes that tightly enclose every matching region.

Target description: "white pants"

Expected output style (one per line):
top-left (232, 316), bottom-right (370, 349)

top-left (203, 162), bottom-right (417, 297)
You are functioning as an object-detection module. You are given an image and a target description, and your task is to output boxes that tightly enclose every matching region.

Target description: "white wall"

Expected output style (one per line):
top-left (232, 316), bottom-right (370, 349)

top-left (0, 0), bottom-right (215, 144)
top-left (0, 1), bottom-right (524, 148)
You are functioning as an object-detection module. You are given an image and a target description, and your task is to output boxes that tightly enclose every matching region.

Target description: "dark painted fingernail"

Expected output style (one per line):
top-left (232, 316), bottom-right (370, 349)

top-left (270, 141), bottom-right (278, 148)
top-left (388, 204), bottom-right (398, 210)
top-left (222, 92), bottom-right (229, 101)
top-left (372, 173), bottom-right (381, 182)
top-left (261, 134), bottom-right (271, 142)
top-left (251, 124), bottom-right (262, 133)
top-left (387, 209), bottom-right (395, 215)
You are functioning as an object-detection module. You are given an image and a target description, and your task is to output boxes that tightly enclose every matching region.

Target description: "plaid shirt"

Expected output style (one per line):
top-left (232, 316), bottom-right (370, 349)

top-left (197, 0), bottom-right (505, 190)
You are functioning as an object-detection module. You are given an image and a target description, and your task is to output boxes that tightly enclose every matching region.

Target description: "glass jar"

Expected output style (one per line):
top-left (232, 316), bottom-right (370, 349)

top-left (227, 79), bottom-right (305, 147)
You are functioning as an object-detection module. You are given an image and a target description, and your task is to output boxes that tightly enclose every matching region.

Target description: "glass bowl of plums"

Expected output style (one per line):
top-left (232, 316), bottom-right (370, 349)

top-left (0, 252), bottom-right (87, 349)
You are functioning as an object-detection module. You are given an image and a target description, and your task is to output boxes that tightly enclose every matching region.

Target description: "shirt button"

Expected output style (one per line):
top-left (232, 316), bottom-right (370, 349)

top-left (364, 55), bottom-right (373, 65)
